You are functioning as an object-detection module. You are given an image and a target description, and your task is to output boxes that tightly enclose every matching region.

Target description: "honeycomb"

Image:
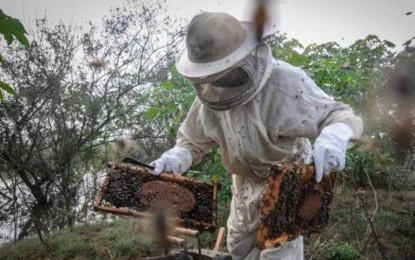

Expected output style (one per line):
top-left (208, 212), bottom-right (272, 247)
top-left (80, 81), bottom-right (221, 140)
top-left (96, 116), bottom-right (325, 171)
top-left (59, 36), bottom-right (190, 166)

top-left (256, 163), bottom-right (336, 250)
top-left (100, 163), bottom-right (217, 231)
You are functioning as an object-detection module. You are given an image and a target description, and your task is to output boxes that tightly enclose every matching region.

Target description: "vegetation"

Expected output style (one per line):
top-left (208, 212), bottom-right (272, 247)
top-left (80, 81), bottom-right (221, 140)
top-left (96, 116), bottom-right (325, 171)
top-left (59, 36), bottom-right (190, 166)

top-left (0, 219), bottom-right (158, 259)
top-left (0, 9), bottom-right (29, 100)
top-left (1, 0), bottom-right (414, 259)
top-left (324, 242), bottom-right (360, 260)
top-left (0, 1), bottom-right (183, 241)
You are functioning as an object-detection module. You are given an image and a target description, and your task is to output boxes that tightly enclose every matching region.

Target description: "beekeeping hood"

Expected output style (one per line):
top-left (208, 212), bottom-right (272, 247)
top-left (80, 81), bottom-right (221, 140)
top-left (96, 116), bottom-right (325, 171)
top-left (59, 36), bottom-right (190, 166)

top-left (176, 12), bottom-right (273, 111)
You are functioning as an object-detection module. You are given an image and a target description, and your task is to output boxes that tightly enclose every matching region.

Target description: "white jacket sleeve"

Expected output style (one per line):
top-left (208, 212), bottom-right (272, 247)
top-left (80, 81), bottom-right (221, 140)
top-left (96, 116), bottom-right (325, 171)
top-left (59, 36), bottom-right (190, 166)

top-left (277, 68), bottom-right (363, 139)
top-left (175, 98), bottom-right (216, 165)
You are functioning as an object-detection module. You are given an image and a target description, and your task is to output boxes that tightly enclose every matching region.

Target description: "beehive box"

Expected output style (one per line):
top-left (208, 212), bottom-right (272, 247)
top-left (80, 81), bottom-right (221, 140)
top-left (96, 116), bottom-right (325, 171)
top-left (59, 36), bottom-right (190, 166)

top-left (94, 162), bottom-right (218, 231)
top-left (256, 163), bottom-right (336, 250)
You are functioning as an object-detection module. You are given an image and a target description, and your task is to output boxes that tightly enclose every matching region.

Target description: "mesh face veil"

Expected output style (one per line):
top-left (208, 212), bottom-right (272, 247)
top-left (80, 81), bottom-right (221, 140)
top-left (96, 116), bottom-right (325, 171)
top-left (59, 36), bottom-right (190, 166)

top-left (212, 67), bottom-right (251, 88)
top-left (188, 43), bottom-right (271, 111)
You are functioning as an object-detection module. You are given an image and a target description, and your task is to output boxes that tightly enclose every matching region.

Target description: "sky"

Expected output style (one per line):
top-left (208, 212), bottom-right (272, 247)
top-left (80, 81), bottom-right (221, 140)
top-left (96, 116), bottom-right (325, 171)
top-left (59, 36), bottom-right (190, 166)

top-left (1, 0), bottom-right (415, 48)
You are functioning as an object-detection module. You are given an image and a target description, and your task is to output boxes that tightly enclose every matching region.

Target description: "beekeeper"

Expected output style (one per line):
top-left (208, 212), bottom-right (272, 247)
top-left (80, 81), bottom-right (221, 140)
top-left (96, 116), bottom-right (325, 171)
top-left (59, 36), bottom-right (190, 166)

top-left (151, 12), bottom-right (363, 260)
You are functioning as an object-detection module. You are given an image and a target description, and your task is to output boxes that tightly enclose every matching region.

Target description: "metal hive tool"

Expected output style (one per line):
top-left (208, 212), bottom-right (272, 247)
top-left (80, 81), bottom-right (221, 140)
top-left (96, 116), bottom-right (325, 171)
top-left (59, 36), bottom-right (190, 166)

top-left (256, 163), bottom-right (337, 250)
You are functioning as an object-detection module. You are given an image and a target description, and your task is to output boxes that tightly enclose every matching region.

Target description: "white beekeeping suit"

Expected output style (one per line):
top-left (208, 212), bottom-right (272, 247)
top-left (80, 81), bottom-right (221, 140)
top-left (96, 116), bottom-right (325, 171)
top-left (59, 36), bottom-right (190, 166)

top-left (151, 12), bottom-right (363, 259)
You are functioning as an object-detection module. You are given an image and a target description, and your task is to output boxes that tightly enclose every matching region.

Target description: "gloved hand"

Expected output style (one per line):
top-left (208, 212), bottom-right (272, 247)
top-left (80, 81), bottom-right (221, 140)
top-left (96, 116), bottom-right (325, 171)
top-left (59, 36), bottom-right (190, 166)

top-left (313, 122), bottom-right (354, 183)
top-left (150, 146), bottom-right (193, 176)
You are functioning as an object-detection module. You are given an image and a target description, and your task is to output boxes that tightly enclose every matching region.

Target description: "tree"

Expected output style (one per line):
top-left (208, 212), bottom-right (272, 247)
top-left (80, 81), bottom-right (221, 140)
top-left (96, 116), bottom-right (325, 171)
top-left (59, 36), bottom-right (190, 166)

top-left (0, 1), bottom-right (184, 239)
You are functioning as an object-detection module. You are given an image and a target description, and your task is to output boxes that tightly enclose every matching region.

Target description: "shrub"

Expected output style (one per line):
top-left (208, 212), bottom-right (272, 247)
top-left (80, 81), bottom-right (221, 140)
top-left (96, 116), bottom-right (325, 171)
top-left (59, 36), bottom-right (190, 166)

top-left (325, 242), bottom-right (360, 260)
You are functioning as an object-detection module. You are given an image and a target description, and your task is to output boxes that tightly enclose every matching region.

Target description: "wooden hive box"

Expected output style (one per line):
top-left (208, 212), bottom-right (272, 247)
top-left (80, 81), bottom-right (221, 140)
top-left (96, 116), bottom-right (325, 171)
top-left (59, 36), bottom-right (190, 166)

top-left (94, 162), bottom-right (218, 231)
top-left (256, 163), bottom-right (336, 250)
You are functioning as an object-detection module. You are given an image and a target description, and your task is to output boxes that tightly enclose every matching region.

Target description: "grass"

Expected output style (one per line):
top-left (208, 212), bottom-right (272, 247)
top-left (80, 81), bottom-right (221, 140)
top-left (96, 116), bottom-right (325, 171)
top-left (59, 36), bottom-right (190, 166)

top-left (1, 184), bottom-right (414, 259)
top-left (305, 184), bottom-right (415, 260)
top-left (0, 203), bottom-right (230, 260)
top-left (0, 218), bottom-right (160, 260)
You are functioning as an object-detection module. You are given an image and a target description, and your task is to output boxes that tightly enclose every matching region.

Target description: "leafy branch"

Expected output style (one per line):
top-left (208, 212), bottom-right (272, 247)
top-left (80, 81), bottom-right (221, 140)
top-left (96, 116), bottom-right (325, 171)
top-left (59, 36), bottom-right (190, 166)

top-left (0, 9), bottom-right (29, 100)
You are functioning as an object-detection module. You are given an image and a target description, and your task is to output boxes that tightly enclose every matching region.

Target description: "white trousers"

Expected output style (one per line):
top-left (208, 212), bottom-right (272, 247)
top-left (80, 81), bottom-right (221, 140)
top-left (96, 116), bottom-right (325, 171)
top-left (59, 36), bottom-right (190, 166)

top-left (226, 174), bottom-right (304, 260)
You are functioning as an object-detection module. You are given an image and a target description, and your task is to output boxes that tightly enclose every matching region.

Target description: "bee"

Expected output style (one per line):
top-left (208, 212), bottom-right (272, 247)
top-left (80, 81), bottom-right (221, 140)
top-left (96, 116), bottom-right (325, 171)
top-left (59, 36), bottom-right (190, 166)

top-left (88, 58), bottom-right (107, 69)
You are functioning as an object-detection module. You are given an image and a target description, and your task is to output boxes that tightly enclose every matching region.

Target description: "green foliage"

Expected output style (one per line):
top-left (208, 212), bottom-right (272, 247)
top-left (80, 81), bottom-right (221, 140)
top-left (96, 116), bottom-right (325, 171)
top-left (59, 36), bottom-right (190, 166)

top-left (269, 34), bottom-right (395, 108)
top-left (325, 242), bottom-right (360, 260)
top-left (201, 147), bottom-right (232, 203)
top-left (0, 10), bottom-right (29, 47)
top-left (145, 67), bottom-right (195, 141)
top-left (344, 144), bottom-right (393, 187)
top-left (0, 238), bottom-right (49, 260)
top-left (0, 9), bottom-right (29, 100)
top-left (0, 81), bottom-right (15, 95)
top-left (0, 219), bottom-right (158, 260)
top-left (0, 80), bottom-right (16, 102)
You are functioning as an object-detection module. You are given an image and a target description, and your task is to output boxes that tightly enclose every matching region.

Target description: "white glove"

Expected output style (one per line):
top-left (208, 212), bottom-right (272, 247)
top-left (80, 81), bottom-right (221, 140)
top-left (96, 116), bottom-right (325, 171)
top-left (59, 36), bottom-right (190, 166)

top-left (150, 146), bottom-right (193, 176)
top-left (313, 122), bottom-right (354, 183)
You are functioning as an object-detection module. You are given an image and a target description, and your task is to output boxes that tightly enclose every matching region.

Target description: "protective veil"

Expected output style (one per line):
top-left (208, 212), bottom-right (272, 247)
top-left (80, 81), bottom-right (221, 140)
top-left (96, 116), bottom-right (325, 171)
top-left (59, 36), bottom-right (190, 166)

top-left (174, 44), bottom-right (363, 259)
top-left (188, 43), bottom-right (271, 111)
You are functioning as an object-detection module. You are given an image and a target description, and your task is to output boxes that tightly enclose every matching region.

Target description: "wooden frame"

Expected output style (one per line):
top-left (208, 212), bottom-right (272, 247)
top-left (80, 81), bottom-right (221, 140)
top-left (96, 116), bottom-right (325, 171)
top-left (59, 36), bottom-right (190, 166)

top-left (94, 162), bottom-right (218, 231)
top-left (256, 163), bottom-right (336, 250)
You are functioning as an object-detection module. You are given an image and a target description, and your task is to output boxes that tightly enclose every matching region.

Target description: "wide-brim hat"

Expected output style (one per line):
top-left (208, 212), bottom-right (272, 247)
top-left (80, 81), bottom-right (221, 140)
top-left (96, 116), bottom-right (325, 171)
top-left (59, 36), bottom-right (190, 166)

top-left (176, 12), bottom-right (259, 79)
